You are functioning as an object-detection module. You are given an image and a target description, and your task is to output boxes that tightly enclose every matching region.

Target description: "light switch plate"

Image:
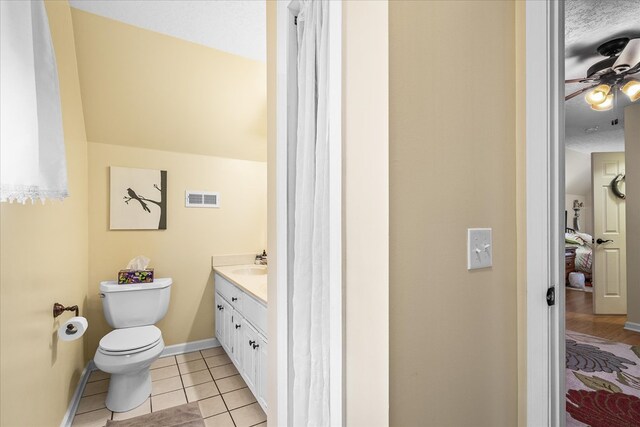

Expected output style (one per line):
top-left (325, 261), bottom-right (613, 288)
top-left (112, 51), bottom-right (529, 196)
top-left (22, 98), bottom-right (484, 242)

top-left (468, 228), bottom-right (492, 270)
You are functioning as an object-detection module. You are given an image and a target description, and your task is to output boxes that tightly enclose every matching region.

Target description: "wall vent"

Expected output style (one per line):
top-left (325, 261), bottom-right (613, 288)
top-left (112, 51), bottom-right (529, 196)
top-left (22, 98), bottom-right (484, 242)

top-left (185, 191), bottom-right (220, 208)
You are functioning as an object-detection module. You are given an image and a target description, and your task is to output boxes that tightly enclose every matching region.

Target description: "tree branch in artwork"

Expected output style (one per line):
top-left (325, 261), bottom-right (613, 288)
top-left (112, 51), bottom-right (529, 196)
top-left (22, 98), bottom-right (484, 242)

top-left (122, 171), bottom-right (167, 229)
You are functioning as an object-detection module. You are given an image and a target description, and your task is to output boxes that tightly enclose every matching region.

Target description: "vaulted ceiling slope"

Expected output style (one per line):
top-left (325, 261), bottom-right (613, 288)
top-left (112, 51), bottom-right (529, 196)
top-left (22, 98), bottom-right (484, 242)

top-left (69, 0), bottom-right (265, 62)
top-left (565, 0), bottom-right (640, 152)
top-left (70, 8), bottom-right (266, 162)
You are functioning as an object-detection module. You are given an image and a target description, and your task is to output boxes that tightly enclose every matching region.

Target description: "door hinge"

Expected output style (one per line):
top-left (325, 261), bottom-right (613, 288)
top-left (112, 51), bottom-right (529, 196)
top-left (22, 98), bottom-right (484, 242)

top-left (294, 16), bottom-right (298, 26)
top-left (546, 286), bottom-right (556, 306)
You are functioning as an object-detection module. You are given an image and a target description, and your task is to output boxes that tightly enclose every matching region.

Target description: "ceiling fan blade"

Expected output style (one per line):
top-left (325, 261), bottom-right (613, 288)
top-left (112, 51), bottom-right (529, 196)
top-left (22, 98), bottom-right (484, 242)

top-left (565, 77), bottom-right (599, 84)
top-left (565, 84), bottom-right (598, 101)
top-left (613, 38), bottom-right (640, 74)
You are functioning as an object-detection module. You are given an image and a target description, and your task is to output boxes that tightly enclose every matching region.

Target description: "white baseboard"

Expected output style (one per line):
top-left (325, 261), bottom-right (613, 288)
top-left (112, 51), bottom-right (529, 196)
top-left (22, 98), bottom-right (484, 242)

top-left (624, 322), bottom-right (640, 333)
top-left (161, 337), bottom-right (220, 357)
top-left (60, 360), bottom-right (95, 427)
top-left (60, 338), bottom-right (219, 427)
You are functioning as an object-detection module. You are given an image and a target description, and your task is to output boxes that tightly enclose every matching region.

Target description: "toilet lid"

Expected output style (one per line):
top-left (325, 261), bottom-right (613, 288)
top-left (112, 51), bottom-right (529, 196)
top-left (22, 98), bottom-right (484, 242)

top-left (99, 325), bottom-right (161, 353)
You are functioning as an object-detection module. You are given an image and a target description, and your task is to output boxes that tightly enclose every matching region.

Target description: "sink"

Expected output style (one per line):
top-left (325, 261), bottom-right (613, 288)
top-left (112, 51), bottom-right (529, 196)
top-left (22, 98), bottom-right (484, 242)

top-left (231, 267), bottom-right (267, 276)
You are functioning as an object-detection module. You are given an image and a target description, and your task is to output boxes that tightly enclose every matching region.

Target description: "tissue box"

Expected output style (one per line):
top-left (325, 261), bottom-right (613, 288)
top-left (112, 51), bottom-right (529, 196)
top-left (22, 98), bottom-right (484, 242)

top-left (118, 269), bottom-right (154, 284)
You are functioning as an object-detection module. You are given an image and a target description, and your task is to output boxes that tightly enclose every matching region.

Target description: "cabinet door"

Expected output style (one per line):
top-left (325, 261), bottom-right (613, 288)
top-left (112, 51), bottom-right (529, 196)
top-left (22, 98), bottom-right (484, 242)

top-left (230, 310), bottom-right (244, 366)
top-left (257, 335), bottom-right (268, 410)
top-left (241, 319), bottom-right (259, 393)
top-left (220, 298), bottom-right (233, 354)
top-left (214, 293), bottom-right (223, 344)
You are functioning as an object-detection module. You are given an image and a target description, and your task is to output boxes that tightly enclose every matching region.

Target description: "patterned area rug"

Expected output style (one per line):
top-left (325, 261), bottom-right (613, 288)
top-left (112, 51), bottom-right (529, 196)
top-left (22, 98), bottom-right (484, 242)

top-left (566, 330), bottom-right (640, 427)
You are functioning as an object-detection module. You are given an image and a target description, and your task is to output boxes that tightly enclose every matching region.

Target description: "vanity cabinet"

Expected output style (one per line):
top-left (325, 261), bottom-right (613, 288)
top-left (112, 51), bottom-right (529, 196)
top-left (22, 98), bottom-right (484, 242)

top-left (214, 273), bottom-right (267, 412)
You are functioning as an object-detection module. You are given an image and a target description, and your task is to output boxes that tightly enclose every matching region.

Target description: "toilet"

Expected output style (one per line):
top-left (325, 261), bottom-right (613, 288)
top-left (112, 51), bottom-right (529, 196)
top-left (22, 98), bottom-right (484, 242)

top-left (94, 278), bottom-right (172, 412)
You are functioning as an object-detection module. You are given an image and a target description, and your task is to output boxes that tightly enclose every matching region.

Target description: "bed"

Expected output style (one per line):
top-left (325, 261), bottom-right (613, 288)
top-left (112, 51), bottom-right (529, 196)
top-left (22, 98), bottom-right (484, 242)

top-left (565, 231), bottom-right (593, 288)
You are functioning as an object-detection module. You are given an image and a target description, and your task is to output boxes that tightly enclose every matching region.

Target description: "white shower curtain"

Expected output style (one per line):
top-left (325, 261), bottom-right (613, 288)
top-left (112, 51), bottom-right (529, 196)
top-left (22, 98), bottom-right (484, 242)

top-left (291, 0), bottom-right (330, 425)
top-left (0, 0), bottom-right (67, 203)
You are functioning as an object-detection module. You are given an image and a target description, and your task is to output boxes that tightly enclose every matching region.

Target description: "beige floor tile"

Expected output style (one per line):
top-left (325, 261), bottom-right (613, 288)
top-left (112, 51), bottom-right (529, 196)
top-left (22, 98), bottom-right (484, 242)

top-left (82, 379), bottom-right (109, 397)
top-left (200, 347), bottom-right (226, 358)
top-left (151, 375), bottom-right (183, 396)
top-left (222, 388), bottom-right (256, 411)
top-left (203, 411), bottom-right (235, 427)
top-left (150, 389), bottom-right (187, 412)
top-left (230, 403), bottom-right (267, 427)
top-left (71, 408), bottom-right (112, 427)
top-left (111, 398), bottom-right (151, 420)
top-left (253, 423), bottom-right (267, 427)
top-left (87, 370), bottom-right (110, 383)
top-left (181, 369), bottom-right (213, 387)
top-left (197, 395), bottom-right (227, 418)
top-left (76, 392), bottom-right (107, 414)
top-left (210, 364), bottom-right (238, 380)
top-left (150, 365), bottom-right (179, 381)
top-left (215, 375), bottom-right (247, 394)
top-left (185, 381), bottom-right (220, 402)
top-left (205, 354), bottom-right (232, 369)
top-left (178, 359), bottom-right (208, 374)
top-left (176, 351), bottom-right (203, 363)
top-left (150, 356), bottom-right (176, 370)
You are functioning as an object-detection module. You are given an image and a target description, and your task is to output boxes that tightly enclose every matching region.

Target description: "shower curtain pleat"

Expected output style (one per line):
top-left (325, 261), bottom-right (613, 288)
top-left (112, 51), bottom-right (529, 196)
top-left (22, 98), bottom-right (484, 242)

top-left (291, 1), bottom-right (331, 425)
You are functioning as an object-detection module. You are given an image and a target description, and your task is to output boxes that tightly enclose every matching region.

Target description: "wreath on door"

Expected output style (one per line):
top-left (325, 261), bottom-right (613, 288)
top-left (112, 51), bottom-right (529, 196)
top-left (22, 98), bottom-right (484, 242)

top-left (611, 174), bottom-right (625, 200)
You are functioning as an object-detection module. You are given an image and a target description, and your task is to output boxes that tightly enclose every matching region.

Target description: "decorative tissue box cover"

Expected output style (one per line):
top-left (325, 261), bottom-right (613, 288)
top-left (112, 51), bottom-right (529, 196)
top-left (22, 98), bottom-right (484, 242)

top-left (118, 269), bottom-right (154, 284)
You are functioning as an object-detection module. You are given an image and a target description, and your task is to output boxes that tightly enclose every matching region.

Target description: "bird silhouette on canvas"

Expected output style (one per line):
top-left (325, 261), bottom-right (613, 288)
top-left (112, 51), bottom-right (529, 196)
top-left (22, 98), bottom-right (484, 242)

top-left (125, 188), bottom-right (151, 213)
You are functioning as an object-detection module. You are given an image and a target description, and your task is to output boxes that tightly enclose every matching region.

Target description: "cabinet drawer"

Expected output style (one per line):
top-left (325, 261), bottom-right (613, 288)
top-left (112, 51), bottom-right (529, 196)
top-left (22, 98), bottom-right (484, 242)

top-left (243, 294), bottom-right (267, 336)
top-left (215, 274), bottom-right (243, 311)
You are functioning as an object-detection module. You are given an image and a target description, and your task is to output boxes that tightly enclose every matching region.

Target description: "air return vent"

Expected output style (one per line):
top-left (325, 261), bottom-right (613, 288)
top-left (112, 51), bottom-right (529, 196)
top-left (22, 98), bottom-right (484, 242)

top-left (185, 191), bottom-right (220, 208)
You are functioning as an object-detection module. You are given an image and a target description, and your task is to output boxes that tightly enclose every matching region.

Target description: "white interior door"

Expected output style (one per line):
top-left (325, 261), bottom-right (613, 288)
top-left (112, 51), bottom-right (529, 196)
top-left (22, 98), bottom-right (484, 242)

top-left (592, 152), bottom-right (627, 314)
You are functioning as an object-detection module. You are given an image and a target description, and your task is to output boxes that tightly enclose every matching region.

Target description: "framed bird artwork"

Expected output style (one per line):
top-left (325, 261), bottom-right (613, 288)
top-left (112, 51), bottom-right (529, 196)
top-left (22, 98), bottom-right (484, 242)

top-left (110, 166), bottom-right (167, 230)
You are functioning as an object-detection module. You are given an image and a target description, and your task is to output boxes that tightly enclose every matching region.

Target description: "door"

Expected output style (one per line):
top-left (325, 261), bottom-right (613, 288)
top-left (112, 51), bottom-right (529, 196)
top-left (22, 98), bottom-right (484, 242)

top-left (215, 293), bottom-right (223, 343)
top-left (231, 310), bottom-right (244, 366)
top-left (220, 298), bottom-right (233, 353)
top-left (592, 152), bottom-right (627, 314)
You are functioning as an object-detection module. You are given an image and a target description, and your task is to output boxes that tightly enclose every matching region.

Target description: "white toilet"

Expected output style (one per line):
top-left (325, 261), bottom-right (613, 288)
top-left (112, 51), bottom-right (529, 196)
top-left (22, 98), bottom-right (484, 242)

top-left (94, 278), bottom-right (172, 412)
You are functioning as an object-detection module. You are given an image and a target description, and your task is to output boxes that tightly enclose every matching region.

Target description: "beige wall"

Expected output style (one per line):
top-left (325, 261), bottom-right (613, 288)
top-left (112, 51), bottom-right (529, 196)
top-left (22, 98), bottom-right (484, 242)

top-left (389, 1), bottom-right (518, 426)
top-left (86, 143), bottom-right (267, 353)
top-left (343, 1), bottom-right (390, 425)
top-left (70, 8), bottom-right (267, 162)
top-left (625, 104), bottom-right (640, 325)
top-left (565, 148), bottom-right (593, 235)
top-left (0, 1), bottom-right (90, 425)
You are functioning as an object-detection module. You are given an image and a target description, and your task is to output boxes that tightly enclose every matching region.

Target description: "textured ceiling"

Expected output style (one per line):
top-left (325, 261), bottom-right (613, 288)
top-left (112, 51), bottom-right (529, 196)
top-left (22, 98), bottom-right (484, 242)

top-left (564, 0), bottom-right (640, 152)
top-left (68, 0), bottom-right (265, 62)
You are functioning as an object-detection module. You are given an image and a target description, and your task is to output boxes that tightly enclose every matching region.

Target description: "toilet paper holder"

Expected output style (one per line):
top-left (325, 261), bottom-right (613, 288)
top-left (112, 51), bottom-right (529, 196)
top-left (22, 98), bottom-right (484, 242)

top-left (53, 303), bottom-right (79, 318)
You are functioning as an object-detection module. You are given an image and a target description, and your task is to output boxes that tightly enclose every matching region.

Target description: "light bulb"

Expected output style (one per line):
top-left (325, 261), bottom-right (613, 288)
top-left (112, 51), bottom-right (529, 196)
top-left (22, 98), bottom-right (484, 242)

top-left (621, 80), bottom-right (640, 102)
top-left (585, 84), bottom-right (611, 106)
top-left (590, 94), bottom-right (614, 111)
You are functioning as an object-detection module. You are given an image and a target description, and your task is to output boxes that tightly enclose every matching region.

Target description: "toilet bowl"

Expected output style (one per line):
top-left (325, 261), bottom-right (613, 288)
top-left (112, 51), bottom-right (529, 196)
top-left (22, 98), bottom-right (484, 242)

top-left (94, 326), bottom-right (164, 412)
top-left (94, 278), bottom-right (172, 412)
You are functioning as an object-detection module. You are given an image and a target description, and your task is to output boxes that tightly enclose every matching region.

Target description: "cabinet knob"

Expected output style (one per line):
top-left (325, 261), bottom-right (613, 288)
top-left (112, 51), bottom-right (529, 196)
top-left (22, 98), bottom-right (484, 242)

top-left (232, 297), bottom-right (238, 302)
top-left (249, 340), bottom-right (255, 346)
top-left (235, 324), bottom-right (241, 329)
top-left (253, 343), bottom-right (260, 349)
top-left (216, 305), bottom-right (221, 310)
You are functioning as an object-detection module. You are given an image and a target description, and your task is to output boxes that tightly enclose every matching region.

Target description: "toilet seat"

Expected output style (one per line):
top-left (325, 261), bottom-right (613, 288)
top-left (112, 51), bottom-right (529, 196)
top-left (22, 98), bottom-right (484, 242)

top-left (99, 325), bottom-right (162, 356)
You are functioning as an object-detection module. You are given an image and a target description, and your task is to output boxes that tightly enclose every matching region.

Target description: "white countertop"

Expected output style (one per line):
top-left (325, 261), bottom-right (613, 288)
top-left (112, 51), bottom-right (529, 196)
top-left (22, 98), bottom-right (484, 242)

top-left (213, 264), bottom-right (267, 304)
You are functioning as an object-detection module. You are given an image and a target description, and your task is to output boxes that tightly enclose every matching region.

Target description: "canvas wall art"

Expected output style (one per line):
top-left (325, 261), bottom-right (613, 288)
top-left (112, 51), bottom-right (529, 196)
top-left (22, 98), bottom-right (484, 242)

top-left (110, 166), bottom-right (167, 230)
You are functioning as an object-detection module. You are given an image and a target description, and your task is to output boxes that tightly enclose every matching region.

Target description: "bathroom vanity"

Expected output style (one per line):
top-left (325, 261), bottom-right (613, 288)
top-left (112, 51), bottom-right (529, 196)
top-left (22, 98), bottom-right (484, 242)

top-left (213, 265), bottom-right (267, 412)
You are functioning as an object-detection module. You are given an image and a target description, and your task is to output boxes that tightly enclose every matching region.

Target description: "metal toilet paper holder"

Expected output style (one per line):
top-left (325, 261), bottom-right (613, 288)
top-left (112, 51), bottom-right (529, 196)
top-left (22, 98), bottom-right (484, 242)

top-left (53, 303), bottom-right (80, 334)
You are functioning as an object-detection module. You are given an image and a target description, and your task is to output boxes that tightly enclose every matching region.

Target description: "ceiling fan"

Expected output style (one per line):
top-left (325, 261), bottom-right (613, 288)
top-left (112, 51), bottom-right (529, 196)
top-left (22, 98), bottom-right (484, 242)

top-left (565, 37), bottom-right (640, 111)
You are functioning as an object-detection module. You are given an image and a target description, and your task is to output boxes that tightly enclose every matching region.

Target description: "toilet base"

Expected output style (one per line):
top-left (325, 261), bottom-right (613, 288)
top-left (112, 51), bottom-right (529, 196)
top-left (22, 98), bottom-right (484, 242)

top-left (106, 369), bottom-right (151, 413)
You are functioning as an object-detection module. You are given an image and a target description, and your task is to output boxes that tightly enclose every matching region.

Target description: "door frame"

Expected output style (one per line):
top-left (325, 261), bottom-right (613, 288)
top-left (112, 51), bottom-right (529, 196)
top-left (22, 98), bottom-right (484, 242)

top-left (525, 1), bottom-right (565, 426)
top-left (275, 1), bottom-right (343, 426)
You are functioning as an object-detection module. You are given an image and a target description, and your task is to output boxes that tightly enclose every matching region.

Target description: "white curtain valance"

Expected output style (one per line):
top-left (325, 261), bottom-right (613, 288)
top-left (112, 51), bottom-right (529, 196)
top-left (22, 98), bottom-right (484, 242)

top-left (0, 0), bottom-right (68, 203)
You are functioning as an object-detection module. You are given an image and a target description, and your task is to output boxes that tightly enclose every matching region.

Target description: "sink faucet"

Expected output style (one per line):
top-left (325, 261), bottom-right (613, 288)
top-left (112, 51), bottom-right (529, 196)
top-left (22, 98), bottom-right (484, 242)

top-left (255, 250), bottom-right (267, 265)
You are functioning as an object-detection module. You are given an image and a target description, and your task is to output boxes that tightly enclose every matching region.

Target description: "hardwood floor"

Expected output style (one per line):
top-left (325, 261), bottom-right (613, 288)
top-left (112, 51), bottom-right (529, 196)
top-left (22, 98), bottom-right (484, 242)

top-left (565, 288), bottom-right (640, 345)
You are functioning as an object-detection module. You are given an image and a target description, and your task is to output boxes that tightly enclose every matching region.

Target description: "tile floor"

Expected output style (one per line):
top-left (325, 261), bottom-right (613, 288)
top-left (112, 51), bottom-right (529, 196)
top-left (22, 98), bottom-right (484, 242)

top-left (72, 347), bottom-right (267, 427)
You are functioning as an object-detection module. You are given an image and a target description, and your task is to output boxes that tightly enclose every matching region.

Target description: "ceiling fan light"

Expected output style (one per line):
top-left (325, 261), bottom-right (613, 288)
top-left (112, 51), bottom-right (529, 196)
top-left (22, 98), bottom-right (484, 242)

top-left (621, 80), bottom-right (640, 102)
top-left (590, 94), bottom-right (614, 111)
top-left (585, 84), bottom-right (611, 106)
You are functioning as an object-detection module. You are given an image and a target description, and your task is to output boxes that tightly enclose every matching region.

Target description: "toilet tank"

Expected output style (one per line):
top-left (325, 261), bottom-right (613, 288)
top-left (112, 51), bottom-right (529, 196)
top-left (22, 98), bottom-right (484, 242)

top-left (99, 278), bottom-right (172, 328)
